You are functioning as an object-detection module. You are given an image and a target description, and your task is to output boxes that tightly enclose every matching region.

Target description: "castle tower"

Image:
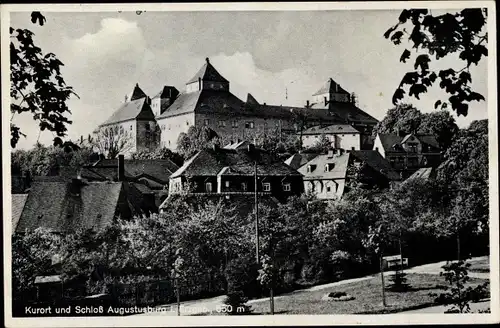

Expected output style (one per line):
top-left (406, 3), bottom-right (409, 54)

top-left (185, 58), bottom-right (230, 93)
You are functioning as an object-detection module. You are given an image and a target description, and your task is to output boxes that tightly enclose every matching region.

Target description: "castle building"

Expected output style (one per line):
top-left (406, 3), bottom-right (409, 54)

top-left (98, 58), bottom-right (379, 157)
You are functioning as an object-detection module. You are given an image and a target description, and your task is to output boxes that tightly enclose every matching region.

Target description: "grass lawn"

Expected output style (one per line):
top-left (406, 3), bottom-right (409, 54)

top-left (247, 273), bottom-right (489, 315)
top-left (469, 257), bottom-right (490, 273)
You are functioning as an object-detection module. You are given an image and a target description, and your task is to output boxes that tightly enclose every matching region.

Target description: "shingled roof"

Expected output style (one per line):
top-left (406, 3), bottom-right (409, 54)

top-left (301, 124), bottom-right (359, 135)
top-left (297, 152), bottom-right (350, 180)
top-left (100, 97), bottom-right (154, 126)
top-left (170, 146), bottom-right (301, 179)
top-left (312, 78), bottom-right (350, 96)
top-left (129, 83), bottom-right (148, 101)
top-left (152, 86), bottom-right (179, 100)
top-left (377, 133), bottom-right (405, 152)
top-left (350, 150), bottom-right (401, 181)
top-left (12, 194), bottom-right (28, 232)
top-left (15, 179), bottom-right (127, 233)
top-left (284, 153), bottom-right (319, 170)
top-left (186, 58), bottom-right (229, 84)
top-left (310, 101), bottom-right (378, 125)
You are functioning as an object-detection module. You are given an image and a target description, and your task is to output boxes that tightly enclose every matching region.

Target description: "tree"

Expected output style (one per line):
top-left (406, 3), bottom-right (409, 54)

top-left (92, 126), bottom-right (134, 159)
top-left (385, 9), bottom-right (488, 116)
top-left (176, 126), bottom-right (220, 159)
top-left (10, 12), bottom-right (79, 149)
top-left (417, 110), bottom-right (459, 150)
top-left (131, 147), bottom-right (184, 166)
top-left (371, 104), bottom-right (422, 139)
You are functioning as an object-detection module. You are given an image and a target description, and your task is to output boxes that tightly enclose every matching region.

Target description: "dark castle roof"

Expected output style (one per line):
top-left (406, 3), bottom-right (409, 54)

top-left (186, 58), bottom-right (229, 84)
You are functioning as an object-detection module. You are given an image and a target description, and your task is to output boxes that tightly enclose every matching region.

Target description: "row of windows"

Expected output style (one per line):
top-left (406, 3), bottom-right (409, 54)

top-left (161, 121), bottom-right (190, 130)
top-left (204, 181), bottom-right (291, 193)
top-left (203, 119), bottom-right (282, 129)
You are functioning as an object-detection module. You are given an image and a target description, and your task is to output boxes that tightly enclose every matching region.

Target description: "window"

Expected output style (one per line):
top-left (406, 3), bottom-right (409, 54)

top-left (241, 182), bottom-right (247, 191)
top-left (186, 121), bottom-right (190, 126)
top-left (168, 125), bottom-right (171, 130)
top-left (219, 120), bottom-right (226, 127)
top-left (225, 181), bottom-right (230, 188)
top-left (325, 164), bottom-right (329, 172)
top-left (204, 119), bottom-right (210, 126)
top-left (375, 147), bottom-right (379, 152)
top-left (130, 125), bottom-right (133, 130)
top-left (231, 121), bottom-right (238, 128)
top-left (245, 121), bottom-right (255, 129)
top-left (205, 182), bottom-right (213, 193)
top-left (263, 182), bottom-right (271, 192)
top-left (168, 140), bottom-right (171, 146)
top-left (283, 183), bottom-right (291, 191)
top-left (326, 186), bottom-right (331, 192)
top-left (145, 123), bottom-right (150, 131)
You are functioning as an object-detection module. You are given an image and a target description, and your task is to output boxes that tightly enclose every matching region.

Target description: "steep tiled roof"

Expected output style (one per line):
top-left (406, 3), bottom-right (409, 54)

top-left (171, 147), bottom-right (301, 178)
top-left (186, 58), bottom-right (229, 84)
top-left (301, 124), bottom-right (359, 135)
top-left (15, 180), bottom-right (124, 233)
top-left (100, 98), bottom-right (154, 126)
top-left (91, 159), bottom-right (178, 183)
top-left (312, 78), bottom-right (350, 96)
top-left (12, 194), bottom-right (28, 232)
top-left (152, 86), bottom-right (179, 99)
top-left (418, 135), bottom-right (440, 149)
top-left (350, 150), bottom-right (401, 181)
top-left (310, 101), bottom-right (378, 124)
top-left (377, 134), bottom-right (405, 152)
top-left (297, 152), bottom-right (350, 180)
top-left (157, 89), bottom-right (342, 123)
top-left (406, 167), bottom-right (437, 181)
top-left (129, 83), bottom-right (147, 101)
top-left (246, 93), bottom-right (260, 106)
top-left (284, 153), bottom-right (319, 170)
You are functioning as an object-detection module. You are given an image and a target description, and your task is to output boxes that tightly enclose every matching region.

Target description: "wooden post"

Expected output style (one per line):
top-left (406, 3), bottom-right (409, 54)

top-left (270, 287), bottom-right (274, 315)
top-left (254, 161), bottom-right (260, 265)
top-left (380, 255), bottom-right (387, 307)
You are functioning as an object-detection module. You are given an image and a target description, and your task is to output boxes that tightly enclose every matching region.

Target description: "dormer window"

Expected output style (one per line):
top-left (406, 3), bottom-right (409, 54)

top-left (325, 163), bottom-right (334, 172)
top-left (283, 183), bottom-right (291, 191)
top-left (307, 165), bottom-right (316, 173)
top-left (263, 182), bottom-right (271, 192)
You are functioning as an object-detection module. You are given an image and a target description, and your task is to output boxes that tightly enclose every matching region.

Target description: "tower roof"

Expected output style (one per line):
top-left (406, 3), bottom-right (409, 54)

top-left (312, 78), bottom-right (350, 96)
top-left (129, 83), bottom-right (148, 101)
top-left (152, 86), bottom-right (179, 99)
top-left (186, 58), bottom-right (229, 84)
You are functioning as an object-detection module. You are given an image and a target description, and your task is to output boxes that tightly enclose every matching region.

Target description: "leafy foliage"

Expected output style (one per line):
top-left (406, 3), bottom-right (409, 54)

top-left (176, 126), bottom-right (221, 159)
top-left (385, 9), bottom-right (488, 116)
top-left (131, 147), bottom-right (184, 166)
top-left (371, 104), bottom-right (459, 150)
top-left (10, 12), bottom-right (78, 148)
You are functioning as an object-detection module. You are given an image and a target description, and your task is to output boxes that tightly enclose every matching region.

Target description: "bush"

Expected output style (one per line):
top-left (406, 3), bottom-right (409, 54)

top-left (387, 267), bottom-right (411, 292)
top-left (223, 291), bottom-right (252, 315)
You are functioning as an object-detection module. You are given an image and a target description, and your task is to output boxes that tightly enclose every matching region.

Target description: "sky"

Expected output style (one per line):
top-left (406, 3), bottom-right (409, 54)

top-left (9, 8), bottom-right (489, 149)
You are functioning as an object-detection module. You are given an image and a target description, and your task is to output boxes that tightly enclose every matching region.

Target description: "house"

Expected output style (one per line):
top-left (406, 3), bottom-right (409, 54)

top-left (308, 78), bottom-right (379, 149)
top-left (284, 152), bottom-right (320, 170)
top-left (96, 59), bottom-right (378, 153)
top-left (373, 132), bottom-right (442, 179)
top-left (13, 176), bottom-right (147, 234)
top-left (167, 143), bottom-right (303, 202)
top-left (300, 124), bottom-right (361, 150)
top-left (297, 149), bottom-right (400, 200)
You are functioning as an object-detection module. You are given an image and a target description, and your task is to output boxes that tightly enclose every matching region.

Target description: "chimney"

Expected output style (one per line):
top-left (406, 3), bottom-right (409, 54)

top-left (306, 100), bottom-right (310, 108)
top-left (206, 57), bottom-right (210, 64)
top-left (198, 77), bottom-right (202, 91)
top-left (118, 154), bottom-right (125, 181)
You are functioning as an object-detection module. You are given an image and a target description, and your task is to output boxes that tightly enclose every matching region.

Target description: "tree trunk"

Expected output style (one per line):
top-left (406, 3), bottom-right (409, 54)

top-left (457, 232), bottom-right (461, 262)
top-left (399, 233), bottom-right (404, 275)
top-left (380, 254), bottom-right (387, 307)
top-left (176, 277), bottom-right (181, 316)
top-left (270, 287), bottom-right (274, 315)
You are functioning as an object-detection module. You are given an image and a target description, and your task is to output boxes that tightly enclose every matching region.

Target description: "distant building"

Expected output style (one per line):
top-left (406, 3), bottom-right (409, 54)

top-left (300, 124), bottom-right (361, 150)
top-left (295, 149), bottom-right (400, 200)
top-left (13, 177), bottom-right (144, 234)
top-left (97, 59), bottom-right (378, 155)
top-left (373, 132), bottom-right (442, 179)
top-left (167, 143), bottom-right (303, 202)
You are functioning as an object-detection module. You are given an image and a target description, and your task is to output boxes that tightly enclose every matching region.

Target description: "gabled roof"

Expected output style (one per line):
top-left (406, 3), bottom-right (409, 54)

top-left (312, 78), bottom-right (350, 96)
top-left (186, 58), bottom-right (229, 84)
top-left (90, 159), bottom-right (179, 184)
top-left (297, 152), bottom-right (350, 180)
top-left (284, 153), bottom-right (319, 170)
top-left (350, 150), bottom-right (401, 181)
top-left (406, 167), bottom-right (437, 181)
top-left (246, 93), bottom-right (260, 106)
top-left (129, 83), bottom-right (147, 101)
top-left (12, 194), bottom-right (28, 232)
top-left (224, 140), bottom-right (250, 150)
top-left (15, 180), bottom-right (125, 233)
top-left (301, 124), bottom-right (359, 135)
top-left (100, 98), bottom-right (154, 126)
top-left (309, 101), bottom-right (378, 124)
top-left (377, 133), bottom-right (405, 152)
top-left (152, 86), bottom-right (179, 100)
top-left (418, 134), bottom-right (440, 149)
top-left (170, 147), bottom-right (301, 178)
